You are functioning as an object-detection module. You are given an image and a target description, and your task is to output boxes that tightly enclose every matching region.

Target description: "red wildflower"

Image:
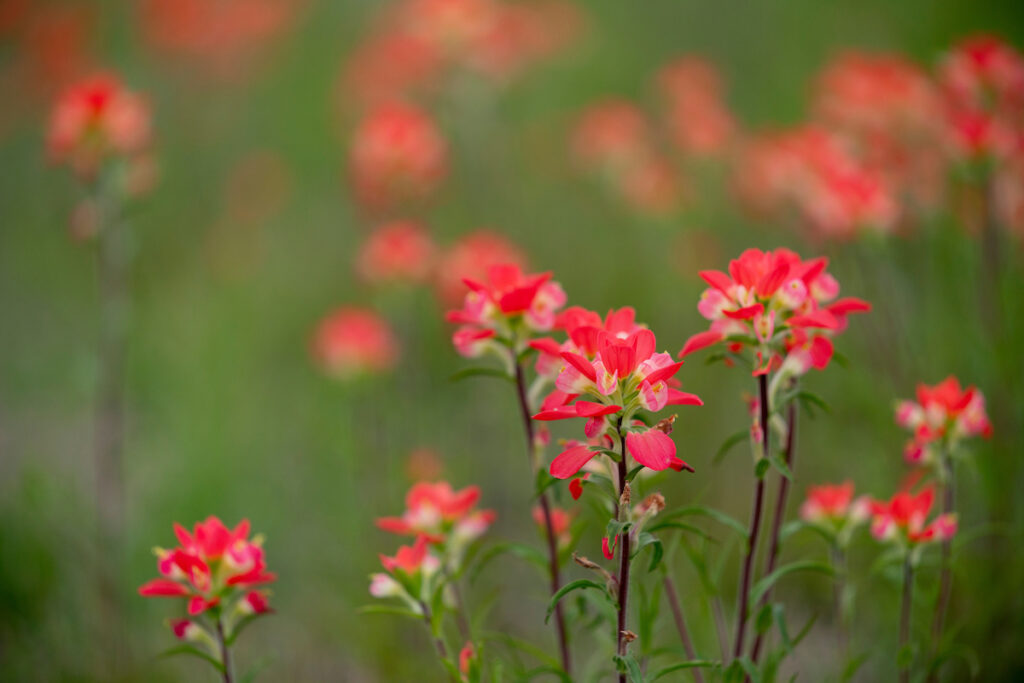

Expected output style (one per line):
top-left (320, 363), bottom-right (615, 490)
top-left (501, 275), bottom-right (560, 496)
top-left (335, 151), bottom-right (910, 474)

top-left (533, 505), bottom-right (572, 549)
top-left (349, 101), bottom-right (448, 210)
top-left (376, 480), bottom-right (496, 546)
top-left (680, 247), bottom-right (870, 375)
top-left (357, 220), bottom-right (439, 285)
top-left (895, 376), bottom-right (992, 465)
top-left (656, 56), bottom-right (735, 158)
top-left (312, 307), bottom-right (399, 378)
top-left (869, 487), bottom-right (957, 546)
top-left (47, 73), bottom-right (151, 179)
top-left (139, 517), bottom-right (276, 617)
top-left (435, 230), bottom-right (527, 306)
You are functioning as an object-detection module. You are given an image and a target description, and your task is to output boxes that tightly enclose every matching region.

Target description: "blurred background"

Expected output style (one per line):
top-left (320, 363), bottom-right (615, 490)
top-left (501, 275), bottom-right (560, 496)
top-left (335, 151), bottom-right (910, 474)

top-left (1, 0), bottom-right (1023, 680)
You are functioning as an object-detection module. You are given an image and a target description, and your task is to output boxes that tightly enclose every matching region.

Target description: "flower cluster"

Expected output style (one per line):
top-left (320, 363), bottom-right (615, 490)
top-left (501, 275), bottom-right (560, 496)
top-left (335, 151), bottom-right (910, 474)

top-left (680, 247), bottom-right (870, 376)
top-left (138, 517), bottom-right (274, 643)
top-left (800, 481), bottom-right (869, 544)
top-left (571, 99), bottom-right (680, 214)
top-left (47, 73), bottom-right (152, 183)
top-left (342, 0), bottom-right (583, 105)
top-left (895, 376), bottom-right (992, 465)
top-left (348, 101), bottom-right (449, 210)
top-left (311, 306), bottom-right (399, 379)
top-left (733, 126), bottom-right (899, 239)
top-left (868, 487), bottom-right (957, 549)
top-left (656, 56), bottom-right (736, 158)
top-left (371, 479), bottom-right (494, 611)
top-left (446, 264), bottom-right (567, 358)
top-left (534, 325), bottom-right (702, 478)
top-left (357, 219), bottom-right (439, 286)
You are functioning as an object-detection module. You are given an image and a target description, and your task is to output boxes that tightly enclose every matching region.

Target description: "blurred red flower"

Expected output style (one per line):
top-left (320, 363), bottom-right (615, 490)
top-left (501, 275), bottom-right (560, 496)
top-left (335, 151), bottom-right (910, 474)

top-left (312, 307), bottom-right (399, 378)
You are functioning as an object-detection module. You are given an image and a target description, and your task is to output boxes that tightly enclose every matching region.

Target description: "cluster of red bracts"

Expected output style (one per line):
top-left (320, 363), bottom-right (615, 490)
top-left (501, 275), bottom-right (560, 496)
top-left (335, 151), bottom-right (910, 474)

top-left (895, 376), bottom-right (992, 465)
top-left (138, 517), bottom-right (274, 645)
top-left (680, 247), bottom-right (871, 376)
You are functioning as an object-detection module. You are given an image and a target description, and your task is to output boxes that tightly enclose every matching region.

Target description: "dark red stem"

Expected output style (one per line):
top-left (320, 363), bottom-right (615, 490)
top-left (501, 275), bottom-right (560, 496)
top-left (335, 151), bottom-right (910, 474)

top-left (616, 420), bottom-right (632, 683)
top-left (733, 374), bottom-right (770, 659)
top-left (900, 559), bottom-right (914, 683)
top-left (513, 360), bottom-right (571, 676)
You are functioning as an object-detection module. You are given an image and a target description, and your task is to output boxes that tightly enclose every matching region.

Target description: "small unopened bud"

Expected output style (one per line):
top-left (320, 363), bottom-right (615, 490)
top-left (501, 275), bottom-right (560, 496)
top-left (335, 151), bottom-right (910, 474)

top-left (655, 415), bottom-right (677, 435)
top-left (620, 482), bottom-right (631, 509)
top-left (621, 630), bottom-right (638, 642)
top-left (637, 493), bottom-right (665, 517)
top-left (573, 552), bottom-right (601, 570)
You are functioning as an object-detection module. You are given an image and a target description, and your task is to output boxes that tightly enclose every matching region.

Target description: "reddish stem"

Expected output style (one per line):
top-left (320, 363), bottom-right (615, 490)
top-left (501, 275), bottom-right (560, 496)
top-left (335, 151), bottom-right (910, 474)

top-left (615, 421), bottom-right (632, 683)
top-left (749, 399), bottom-right (798, 664)
top-left (900, 559), bottom-right (914, 683)
top-left (513, 360), bottom-right (571, 676)
top-left (664, 575), bottom-right (706, 683)
top-left (215, 613), bottom-right (234, 683)
top-left (929, 452), bottom-right (954, 681)
top-left (733, 374), bottom-right (770, 659)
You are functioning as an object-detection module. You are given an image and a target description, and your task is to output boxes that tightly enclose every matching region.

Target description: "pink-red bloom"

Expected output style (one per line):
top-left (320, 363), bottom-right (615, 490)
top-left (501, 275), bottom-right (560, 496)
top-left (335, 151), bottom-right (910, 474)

top-left (446, 263), bottom-right (567, 357)
top-left (536, 326), bottom-right (701, 478)
top-left (357, 220), bottom-right (439, 285)
top-left (435, 230), bottom-right (528, 306)
top-left (533, 504), bottom-right (572, 549)
top-left (377, 480), bottom-right (496, 546)
top-left (349, 101), bottom-right (448, 210)
top-left (139, 517), bottom-right (275, 617)
top-left (680, 247), bottom-right (870, 375)
top-left (869, 487), bottom-right (957, 546)
top-left (47, 72), bottom-right (151, 180)
top-left (312, 307), bottom-right (399, 378)
top-left (895, 376), bottom-right (992, 465)
top-left (656, 56), bottom-right (735, 158)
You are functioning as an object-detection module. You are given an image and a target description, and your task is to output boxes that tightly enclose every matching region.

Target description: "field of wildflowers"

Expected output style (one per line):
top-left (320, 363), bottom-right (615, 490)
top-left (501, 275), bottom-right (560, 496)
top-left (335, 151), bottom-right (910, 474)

top-left (1, 1), bottom-right (1022, 681)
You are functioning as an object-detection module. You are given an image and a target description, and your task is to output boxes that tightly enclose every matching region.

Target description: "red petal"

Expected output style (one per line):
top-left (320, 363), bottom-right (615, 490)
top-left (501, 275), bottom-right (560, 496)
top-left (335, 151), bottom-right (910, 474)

top-left (549, 445), bottom-right (599, 479)
top-left (533, 405), bottom-right (581, 421)
top-left (643, 360), bottom-right (684, 385)
top-left (699, 269), bottom-right (734, 294)
top-left (788, 310), bottom-right (839, 329)
top-left (630, 329), bottom-right (657, 365)
top-left (827, 297), bottom-right (872, 315)
top-left (602, 535), bottom-right (617, 560)
top-left (376, 517), bottom-right (412, 534)
top-left (138, 579), bottom-right (189, 597)
top-left (574, 401), bottom-right (622, 417)
top-left (666, 389), bottom-right (703, 406)
top-left (679, 330), bottom-right (723, 357)
top-left (625, 429), bottom-right (677, 471)
top-left (561, 351), bottom-right (597, 381)
top-left (529, 338), bottom-right (563, 356)
top-left (724, 303), bottom-right (764, 320)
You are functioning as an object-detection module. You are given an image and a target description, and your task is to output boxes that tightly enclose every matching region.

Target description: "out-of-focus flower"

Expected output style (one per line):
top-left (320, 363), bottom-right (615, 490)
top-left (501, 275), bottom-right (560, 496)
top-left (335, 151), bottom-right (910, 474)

top-left (47, 73), bottom-right (151, 180)
top-left (869, 487), bottom-right (957, 547)
top-left (533, 504), bottom-right (572, 549)
top-left (895, 376), bottom-right (992, 465)
top-left (139, 517), bottom-right (276, 617)
top-left (405, 448), bottom-right (444, 481)
top-left (378, 533), bottom-right (441, 578)
top-left (939, 34), bottom-right (1024, 161)
top-left (734, 126), bottom-right (899, 240)
top-left (535, 326), bottom-right (702, 478)
top-left (571, 99), bottom-right (681, 214)
top-left (139, 0), bottom-right (302, 78)
top-left (349, 101), bottom-right (448, 210)
top-left (656, 56), bottom-right (735, 158)
top-left (357, 220), bottom-right (439, 286)
top-left (377, 481), bottom-right (496, 549)
top-left (435, 230), bottom-right (527, 306)
top-left (446, 263), bottom-right (567, 357)
top-left (344, 30), bottom-right (443, 106)
top-left (680, 248), bottom-right (870, 376)
top-left (312, 307), bottom-right (399, 378)
top-left (813, 51), bottom-right (947, 214)
top-left (800, 481), bottom-right (869, 544)
top-left (459, 641), bottom-right (477, 680)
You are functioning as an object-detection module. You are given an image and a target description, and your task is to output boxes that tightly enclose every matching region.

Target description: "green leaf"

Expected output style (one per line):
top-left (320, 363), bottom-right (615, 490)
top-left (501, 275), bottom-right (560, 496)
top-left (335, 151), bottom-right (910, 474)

top-left (767, 453), bottom-right (793, 481)
top-left (481, 631), bottom-right (562, 671)
top-left (545, 579), bottom-right (607, 624)
top-left (626, 464), bottom-right (645, 482)
top-left (749, 561), bottom-right (836, 606)
top-left (780, 519), bottom-right (835, 547)
top-left (796, 391), bottom-right (830, 415)
top-left (469, 542), bottom-right (547, 584)
top-left (157, 645), bottom-right (225, 672)
top-left (755, 603), bottom-right (773, 635)
top-left (225, 612), bottom-right (268, 646)
top-left (840, 653), bottom-right (869, 682)
top-left (754, 458), bottom-right (771, 479)
top-left (534, 468), bottom-right (561, 499)
top-left (661, 505), bottom-right (747, 538)
top-left (650, 661), bottom-right (721, 681)
top-left (613, 654), bottom-right (645, 682)
top-left (723, 658), bottom-right (761, 683)
top-left (239, 653), bottom-right (276, 683)
top-left (714, 429), bottom-right (748, 465)
top-left (450, 366), bottom-right (512, 383)
top-left (356, 604), bottom-right (424, 619)
top-left (773, 604), bottom-right (792, 654)
top-left (736, 656), bottom-right (762, 683)
top-left (632, 532), bottom-right (664, 572)
top-left (646, 520), bottom-right (717, 543)
top-left (606, 519), bottom-right (634, 539)
top-left (897, 644), bottom-right (914, 669)
top-left (791, 612), bottom-right (819, 648)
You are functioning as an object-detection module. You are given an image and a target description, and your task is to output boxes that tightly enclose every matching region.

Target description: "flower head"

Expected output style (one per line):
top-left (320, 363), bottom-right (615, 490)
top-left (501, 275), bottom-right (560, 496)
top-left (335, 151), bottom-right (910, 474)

top-left (349, 101), bottom-right (448, 209)
top-left (376, 480), bottom-right (496, 548)
top-left (139, 516), bottom-right (275, 617)
top-left (312, 307), bottom-right (399, 378)
top-left (869, 487), bottom-right (957, 547)
top-left (680, 247), bottom-right (870, 376)
top-left (435, 230), bottom-right (527, 306)
top-left (357, 220), bottom-right (438, 286)
top-left (656, 56), bottom-right (735, 158)
top-left (47, 73), bottom-right (151, 180)
top-left (535, 324), bottom-right (702, 479)
top-left (895, 376), bottom-right (992, 465)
